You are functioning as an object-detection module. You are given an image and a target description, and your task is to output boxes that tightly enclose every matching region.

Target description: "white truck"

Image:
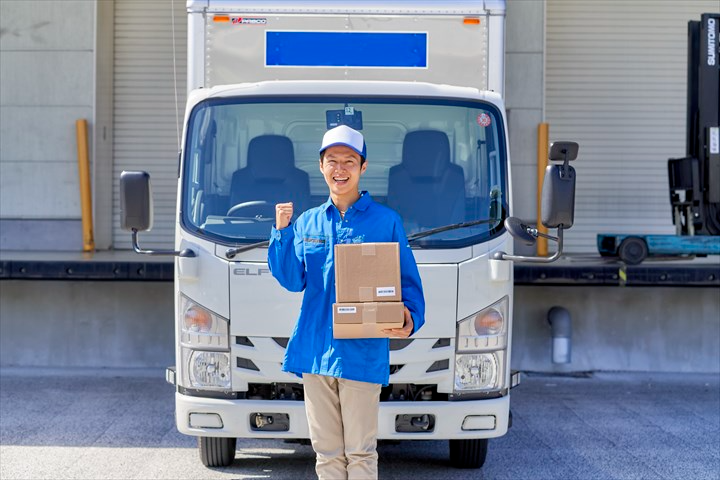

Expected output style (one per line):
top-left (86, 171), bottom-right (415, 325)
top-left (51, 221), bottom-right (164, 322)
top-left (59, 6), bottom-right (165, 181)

top-left (120, 0), bottom-right (578, 469)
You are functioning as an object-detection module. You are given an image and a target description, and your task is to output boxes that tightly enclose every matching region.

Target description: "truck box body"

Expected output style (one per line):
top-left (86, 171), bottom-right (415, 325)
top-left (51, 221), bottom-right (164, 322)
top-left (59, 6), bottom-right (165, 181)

top-left (188, 0), bottom-right (505, 95)
top-left (168, 0), bottom-right (518, 469)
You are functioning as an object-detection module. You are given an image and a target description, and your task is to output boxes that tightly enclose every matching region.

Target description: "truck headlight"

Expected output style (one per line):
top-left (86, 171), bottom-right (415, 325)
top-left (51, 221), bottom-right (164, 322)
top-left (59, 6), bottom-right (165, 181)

top-left (180, 295), bottom-right (229, 349)
top-left (454, 297), bottom-right (509, 393)
top-left (456, 296), bottom-right (508, 352)
top-left (189, 351), bottom-right (231, 389)
top-left (178, 296), bottom-right (231, 391)
top-left (455, 353), bottom-right (499, 391)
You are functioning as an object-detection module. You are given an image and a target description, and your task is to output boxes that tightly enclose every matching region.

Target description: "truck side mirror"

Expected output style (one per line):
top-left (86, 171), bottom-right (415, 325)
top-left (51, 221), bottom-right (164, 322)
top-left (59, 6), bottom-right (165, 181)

top-left (120, 170), bottom-right (153, 232)
top-left (541, 141), bottom-right (577, 229)
top-left (120, 170), bottom-right (194, 257)
top-left (505, 217), bottom-right (536, 246)
top-left (493, 141), bottom-right (579, 263)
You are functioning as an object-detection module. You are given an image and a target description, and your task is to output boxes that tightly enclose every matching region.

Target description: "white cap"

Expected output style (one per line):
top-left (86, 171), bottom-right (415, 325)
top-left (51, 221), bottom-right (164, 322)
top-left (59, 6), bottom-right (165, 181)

top-left (319, 125), bottom-right (367, 158)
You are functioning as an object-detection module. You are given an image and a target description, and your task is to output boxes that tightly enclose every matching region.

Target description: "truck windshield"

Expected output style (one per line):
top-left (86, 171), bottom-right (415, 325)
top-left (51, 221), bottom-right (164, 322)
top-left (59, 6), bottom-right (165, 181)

top-left (181, 96), bottom-right (508, 249)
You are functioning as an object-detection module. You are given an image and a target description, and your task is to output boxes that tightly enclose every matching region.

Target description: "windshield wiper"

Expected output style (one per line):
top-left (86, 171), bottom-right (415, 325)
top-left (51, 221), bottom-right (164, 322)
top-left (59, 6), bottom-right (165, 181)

top-left (225, 240), bottom-right (269, 259)
top-left (225, 219), bottom-right (499, 255)
top-left (225, 218), bottom-right (500, 255)
top-left (407, 218), bottom-right (500, 244)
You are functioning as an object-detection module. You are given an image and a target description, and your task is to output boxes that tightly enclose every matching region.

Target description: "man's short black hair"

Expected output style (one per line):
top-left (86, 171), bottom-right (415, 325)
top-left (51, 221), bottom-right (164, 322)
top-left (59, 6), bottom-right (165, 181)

top-left (319, 150), bottom-right (366, 166)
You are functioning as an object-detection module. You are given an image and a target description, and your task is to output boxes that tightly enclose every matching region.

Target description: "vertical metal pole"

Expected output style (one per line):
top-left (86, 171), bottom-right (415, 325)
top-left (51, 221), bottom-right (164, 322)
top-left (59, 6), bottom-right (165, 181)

top-left (687, 206), bottom-right (695, 236)
top-left (537, 123), bottom-right (549, 256)
top-left (76, 119), bottom-right (95, 252)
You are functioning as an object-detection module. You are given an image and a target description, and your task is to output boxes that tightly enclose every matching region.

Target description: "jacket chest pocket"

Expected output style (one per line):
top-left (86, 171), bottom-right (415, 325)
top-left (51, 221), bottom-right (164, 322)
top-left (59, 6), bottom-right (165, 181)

top-left (303, 236), bottom-right (329, 278)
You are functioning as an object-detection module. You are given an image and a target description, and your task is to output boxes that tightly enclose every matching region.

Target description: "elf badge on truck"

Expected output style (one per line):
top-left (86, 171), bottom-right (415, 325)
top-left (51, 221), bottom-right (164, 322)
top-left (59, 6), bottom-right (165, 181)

top-left (120, 0), bottom-right (579, 469)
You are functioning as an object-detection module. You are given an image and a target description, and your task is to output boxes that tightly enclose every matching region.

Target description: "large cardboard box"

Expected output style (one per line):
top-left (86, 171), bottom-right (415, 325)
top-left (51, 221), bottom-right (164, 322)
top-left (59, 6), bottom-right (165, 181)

top-left (334, 243), bottom-right (402, 303)
top-left (333, 302), bottom-right (405, 338)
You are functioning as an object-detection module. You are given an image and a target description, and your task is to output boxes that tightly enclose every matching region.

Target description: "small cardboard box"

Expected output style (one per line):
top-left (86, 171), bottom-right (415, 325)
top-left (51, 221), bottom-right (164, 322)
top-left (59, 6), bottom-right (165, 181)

top-left (333, 302), bottom-right (405, 338)
top-left (335, 243), bottom-right (402, 303)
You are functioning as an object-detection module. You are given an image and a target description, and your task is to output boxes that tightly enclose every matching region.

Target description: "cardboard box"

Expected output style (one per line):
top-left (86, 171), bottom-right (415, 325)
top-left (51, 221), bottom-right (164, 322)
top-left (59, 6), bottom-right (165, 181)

top-left (333, 302), bottom-right (405, 338)
top-left (335, 243), bottom-right (402, 303)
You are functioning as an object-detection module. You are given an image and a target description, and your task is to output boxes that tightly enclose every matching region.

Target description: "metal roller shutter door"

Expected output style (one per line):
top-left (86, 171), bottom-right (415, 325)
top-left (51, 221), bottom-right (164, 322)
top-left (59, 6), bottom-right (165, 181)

top-left (545, 0), bottom-right (716, 253)
top-left (112, 0), bottom-right (186, 248)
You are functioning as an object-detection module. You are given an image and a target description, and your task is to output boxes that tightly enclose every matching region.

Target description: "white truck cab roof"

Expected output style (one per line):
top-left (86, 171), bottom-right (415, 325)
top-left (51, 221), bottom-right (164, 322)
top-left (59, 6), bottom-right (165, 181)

top-left (186, 80), bottom-right (505, 111)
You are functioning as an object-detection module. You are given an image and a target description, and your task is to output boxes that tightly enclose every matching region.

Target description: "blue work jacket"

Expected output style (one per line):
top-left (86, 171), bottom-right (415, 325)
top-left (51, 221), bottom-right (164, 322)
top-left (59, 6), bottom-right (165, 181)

top-left (268, 192), bottom-right (425, 386)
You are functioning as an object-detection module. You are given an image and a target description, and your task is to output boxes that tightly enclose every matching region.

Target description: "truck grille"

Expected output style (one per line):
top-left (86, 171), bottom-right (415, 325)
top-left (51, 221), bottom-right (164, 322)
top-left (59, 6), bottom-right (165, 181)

top-left (231, 336), bottom-right (455, 392)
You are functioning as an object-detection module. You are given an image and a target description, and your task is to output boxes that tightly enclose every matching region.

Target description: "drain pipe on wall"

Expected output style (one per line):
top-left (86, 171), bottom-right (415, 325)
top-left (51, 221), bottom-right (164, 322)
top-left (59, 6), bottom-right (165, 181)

top-left (76, 119), bottom-right (95, 252)
top-left (548, 306), bottom-right (572, 364)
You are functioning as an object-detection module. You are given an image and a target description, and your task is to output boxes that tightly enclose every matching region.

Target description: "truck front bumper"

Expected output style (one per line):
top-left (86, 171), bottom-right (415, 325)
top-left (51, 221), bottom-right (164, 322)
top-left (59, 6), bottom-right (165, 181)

top-left (174, 391), bottom-right (510, 440)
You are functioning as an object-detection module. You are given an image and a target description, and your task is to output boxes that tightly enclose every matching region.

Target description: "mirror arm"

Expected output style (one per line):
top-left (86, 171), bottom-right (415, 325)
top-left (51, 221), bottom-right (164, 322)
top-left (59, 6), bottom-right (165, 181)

top-left (493, 228), bottom-right (564, 263)
top-left (527, 228), bottom-right (558, 242)
top-left (560, 153), bottom-right (572, 178)
top-left (132, 230), bottom-right (195, 257)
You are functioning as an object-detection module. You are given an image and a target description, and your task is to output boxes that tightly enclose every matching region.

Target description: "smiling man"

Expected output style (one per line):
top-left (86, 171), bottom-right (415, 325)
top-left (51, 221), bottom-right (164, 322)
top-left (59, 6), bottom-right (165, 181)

top-left (268, 125), bottom-right (425, 480)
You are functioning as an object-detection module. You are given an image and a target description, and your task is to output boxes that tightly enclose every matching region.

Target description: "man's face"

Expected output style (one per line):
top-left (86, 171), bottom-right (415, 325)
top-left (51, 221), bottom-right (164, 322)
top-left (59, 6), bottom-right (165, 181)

top-left (319, 145), bottom-right (367, 197)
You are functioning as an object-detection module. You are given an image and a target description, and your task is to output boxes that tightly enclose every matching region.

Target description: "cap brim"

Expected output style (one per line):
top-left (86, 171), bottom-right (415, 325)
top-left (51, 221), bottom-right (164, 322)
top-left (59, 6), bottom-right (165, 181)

top-left (319, 142), bottom-right (365, 158)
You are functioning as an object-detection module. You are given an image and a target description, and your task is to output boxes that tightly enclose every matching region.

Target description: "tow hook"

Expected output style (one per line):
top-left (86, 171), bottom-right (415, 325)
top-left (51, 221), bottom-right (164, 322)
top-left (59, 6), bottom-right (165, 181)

top-left (254, 414), bottom-right (274, 429)
top-left (410, 414), bottom-right (431, 430)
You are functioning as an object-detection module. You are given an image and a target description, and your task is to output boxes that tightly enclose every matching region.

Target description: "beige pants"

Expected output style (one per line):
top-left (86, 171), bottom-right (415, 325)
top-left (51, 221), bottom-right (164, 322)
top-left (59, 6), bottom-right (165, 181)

top-left (303, 373), bottom-right (381, 480)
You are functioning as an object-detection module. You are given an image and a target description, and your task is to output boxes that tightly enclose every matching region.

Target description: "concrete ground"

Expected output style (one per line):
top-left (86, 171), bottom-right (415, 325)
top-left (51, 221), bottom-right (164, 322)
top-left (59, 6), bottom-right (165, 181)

top-left (0, 368), bottom-right (718, 480)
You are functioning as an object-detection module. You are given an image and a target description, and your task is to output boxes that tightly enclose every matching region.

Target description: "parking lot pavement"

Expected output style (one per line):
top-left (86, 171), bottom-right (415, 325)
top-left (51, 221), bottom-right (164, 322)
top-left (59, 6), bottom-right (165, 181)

top-left (1, 368), bottom-right (718, 480)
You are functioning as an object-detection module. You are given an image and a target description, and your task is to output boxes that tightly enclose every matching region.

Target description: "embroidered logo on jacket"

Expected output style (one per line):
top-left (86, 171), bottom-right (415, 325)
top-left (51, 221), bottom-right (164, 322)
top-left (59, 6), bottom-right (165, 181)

top-left (304, 237), bottom-right (326, 244)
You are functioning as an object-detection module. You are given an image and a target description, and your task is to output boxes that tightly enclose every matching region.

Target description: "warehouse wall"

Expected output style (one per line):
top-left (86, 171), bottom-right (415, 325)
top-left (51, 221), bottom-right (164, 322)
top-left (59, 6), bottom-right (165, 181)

top-left (0, 1), bottom-right (96, 250)
top-left (0, 281), bottom-right (174, 368)
top-left (512, 285), bottom-right (720, 373)
top-left (505, 0), bottom-right (545, 255)
top-left (2, 281), bottom-right (718, 373)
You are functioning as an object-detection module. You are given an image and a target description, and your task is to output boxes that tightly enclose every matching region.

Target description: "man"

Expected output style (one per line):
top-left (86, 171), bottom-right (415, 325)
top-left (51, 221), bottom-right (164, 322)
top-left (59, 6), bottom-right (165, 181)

top-left (268, 124), bottom-right (425, 479)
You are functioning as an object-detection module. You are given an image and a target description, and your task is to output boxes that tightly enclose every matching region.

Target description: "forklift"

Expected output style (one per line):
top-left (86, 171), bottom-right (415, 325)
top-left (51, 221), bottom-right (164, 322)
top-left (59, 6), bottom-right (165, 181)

top-left (598, 13), bottom-right (720, 265)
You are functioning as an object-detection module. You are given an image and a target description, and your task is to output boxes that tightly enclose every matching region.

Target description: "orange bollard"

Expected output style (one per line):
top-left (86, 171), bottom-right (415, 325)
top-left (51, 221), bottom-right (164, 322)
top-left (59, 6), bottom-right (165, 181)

top-left (537, 123), bottom-right (549, 256)
top-left (76, 119), bottom-right (95, 252)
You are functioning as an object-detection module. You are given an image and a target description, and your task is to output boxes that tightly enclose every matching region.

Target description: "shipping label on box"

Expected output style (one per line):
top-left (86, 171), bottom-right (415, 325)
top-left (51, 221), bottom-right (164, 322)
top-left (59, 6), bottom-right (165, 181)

top-left (333, 302), bottom-right (405, 339)
top-left (335, 243), bottom-right (402, 303)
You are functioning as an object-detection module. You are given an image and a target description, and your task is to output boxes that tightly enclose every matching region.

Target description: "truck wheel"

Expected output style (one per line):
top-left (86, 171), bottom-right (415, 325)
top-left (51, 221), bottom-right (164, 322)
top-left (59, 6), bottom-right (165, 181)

top-left (618, 237), bottom-right (648, 265)
top-left (449, 438), bottom-right (488, 469)
top-left (198, 436), bottom-right (236, 467)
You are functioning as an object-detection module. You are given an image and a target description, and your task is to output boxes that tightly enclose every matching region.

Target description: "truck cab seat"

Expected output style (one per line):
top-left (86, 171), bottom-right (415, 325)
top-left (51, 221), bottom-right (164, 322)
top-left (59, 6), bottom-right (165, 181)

top-left (387, 130), bottom-right (465, 229)
top-left (229, 135), bottom-right (311, 217)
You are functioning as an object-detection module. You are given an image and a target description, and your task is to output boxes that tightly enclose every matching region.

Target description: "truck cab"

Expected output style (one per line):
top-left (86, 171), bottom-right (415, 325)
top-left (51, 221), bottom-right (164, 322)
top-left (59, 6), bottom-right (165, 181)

top-left (120, 0), bottom-right (577, 469)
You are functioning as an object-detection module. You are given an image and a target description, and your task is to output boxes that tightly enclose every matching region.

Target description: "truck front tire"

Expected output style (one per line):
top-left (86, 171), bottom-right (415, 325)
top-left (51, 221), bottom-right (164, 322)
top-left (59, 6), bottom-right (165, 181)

top-left (449, 438), bottom-right (488, 468)
top-left (198, 436), bottom-right (237, 467)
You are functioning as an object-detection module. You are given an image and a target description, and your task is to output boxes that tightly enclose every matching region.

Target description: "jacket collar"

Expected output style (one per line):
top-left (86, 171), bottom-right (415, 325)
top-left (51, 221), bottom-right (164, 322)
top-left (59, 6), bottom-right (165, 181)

top-left (322, 191), bottom-right (372, 215)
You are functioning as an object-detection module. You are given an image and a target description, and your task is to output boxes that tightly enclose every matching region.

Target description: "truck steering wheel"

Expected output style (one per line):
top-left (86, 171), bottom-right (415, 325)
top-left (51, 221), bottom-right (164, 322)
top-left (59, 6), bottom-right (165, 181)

top-left (226, 200), bottom-right (274, 219)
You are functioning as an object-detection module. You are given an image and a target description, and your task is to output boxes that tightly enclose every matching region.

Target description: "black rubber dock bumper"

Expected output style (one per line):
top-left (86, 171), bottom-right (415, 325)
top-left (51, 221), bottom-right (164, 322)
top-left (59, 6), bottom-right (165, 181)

top-left (1, 255), bottom-right (718, 286)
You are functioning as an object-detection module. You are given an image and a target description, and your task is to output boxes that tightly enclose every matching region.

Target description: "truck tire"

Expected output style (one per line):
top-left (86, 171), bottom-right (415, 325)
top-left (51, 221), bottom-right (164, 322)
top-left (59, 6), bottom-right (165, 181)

top-left (449, 438), bottom-right (488, 469)
top-left (618, 237), bottom-right (648, 265)
top-left (198, 436), bottom-right (236, 467)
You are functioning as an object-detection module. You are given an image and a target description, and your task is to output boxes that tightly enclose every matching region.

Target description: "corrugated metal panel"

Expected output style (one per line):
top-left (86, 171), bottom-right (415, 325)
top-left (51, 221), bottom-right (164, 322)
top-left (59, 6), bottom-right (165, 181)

top-left (545, 0), bottom-right (716, 253)
top-left (112, 0), bottom-right (187, 248)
